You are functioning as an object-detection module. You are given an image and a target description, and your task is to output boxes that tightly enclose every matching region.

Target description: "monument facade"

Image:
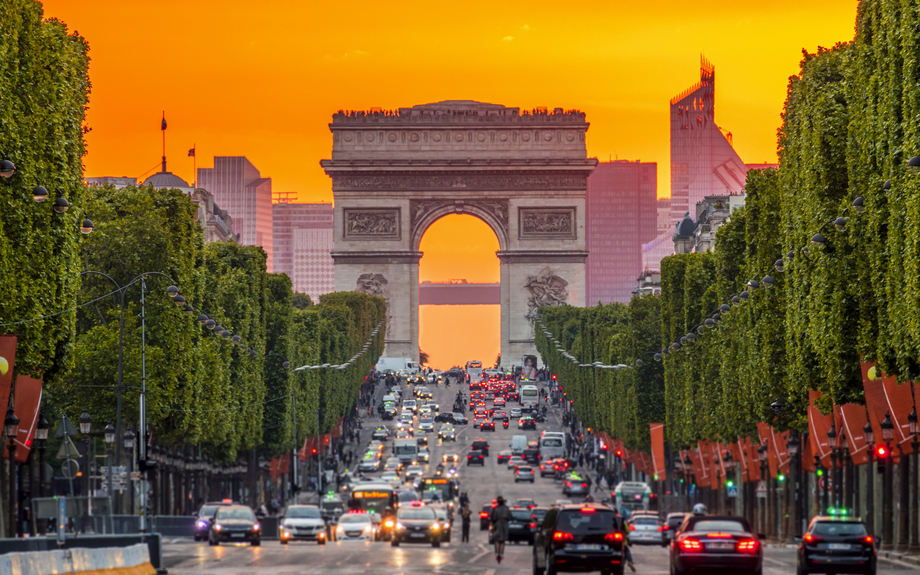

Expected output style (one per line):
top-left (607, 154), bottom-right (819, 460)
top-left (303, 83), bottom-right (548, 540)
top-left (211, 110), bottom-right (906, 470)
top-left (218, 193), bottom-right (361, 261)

top-left (321, 101), bottom-right (596, 363)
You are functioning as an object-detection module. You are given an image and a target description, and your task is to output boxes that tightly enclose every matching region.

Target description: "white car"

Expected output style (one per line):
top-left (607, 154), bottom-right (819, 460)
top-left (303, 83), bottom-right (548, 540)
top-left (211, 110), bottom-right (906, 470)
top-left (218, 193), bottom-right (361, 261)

top-left (404, 465), bottom-right (423, 482)
top-left (358, 455), bottom-right (381, 472)
top-left (419, 405), bottom-right (433, 416)
top-left (335, 513), bottom-right (374, 541)
top-left (425, 400), bottom-right (440, 412)
top-left (627, 515), bottom-right (661, 545)
top-left (280, 505), bottom-right (327, 545)
top-left (381, 471), bottom-right (401, 486)
top-left (510, 408), bottom-right (522, 419)
top-left (418, 417), bottom-right (435, 432)
top-left (398, 411), bottom-right (413, 426)
top-left (418, 448), bottom-right (430, 463)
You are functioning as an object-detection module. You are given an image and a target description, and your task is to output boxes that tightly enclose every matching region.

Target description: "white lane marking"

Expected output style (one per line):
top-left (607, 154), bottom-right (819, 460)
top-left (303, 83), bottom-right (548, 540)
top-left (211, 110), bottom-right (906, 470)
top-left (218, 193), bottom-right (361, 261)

top-left (762, 556), bottom-right (786, 566)
top-left (469, 549), bottom-right (491, 563)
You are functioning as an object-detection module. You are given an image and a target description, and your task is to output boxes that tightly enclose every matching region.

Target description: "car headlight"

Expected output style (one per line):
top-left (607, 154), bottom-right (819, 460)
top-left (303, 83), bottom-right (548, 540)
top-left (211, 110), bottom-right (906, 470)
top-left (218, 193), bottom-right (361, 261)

top-left (384, 520), bottom-right (394, 528)
top-left (431, 522), bottom-right (440, 530)
top-left (253, 523), bottom-right (261, 531)
top-left (336, 526), bottom-right (344, 533)
top-left (396, 522), bottom-right (406, 530)
top-left (214, 523), bottom-right (223, 531)
top-left (364, 525), bottom-right (372, 533)
top-left (197, 520), bottom-right (209, 529)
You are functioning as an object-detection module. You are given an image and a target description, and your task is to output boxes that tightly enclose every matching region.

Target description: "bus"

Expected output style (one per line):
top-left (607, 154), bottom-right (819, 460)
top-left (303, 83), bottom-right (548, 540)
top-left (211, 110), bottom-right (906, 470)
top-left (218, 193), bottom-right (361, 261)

top-left (349, 483), bottom-right (397, 514)
top-left (418, 477), bottom-right (458, 513)
top-left (520, 384), bottom-right (539, 412)
top-left (466, 360), bottom-right (483, 384)
top-left (614, 481), bottom-right (652, 512)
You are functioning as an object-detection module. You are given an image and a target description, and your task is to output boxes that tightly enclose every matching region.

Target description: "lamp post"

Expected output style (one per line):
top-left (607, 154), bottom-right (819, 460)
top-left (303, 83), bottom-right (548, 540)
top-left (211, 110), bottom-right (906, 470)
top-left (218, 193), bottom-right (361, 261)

top-left (35, 413), bottom-right (49, 499)
top-left (786, 432), bottom-right (801, 541)
top-left (683, 455), bottom-right (693, 511)
top-left (828, 423), bottom-right (839, 510)
top-left (864, 420), bottom-right (875, 535)
top-left (5, 409), bottom-right (20, 538)
top-left (881, 412), bottom-right (894, 550)
top-left (124, 430), bottom-right (135, 515)
top-left (78, 410), bottom-right (93, 531)
top-left (104, 423), bottom-right (115, 517)
top-left (908, 407), bottom-right (919, 552)
top-left (758, 444), bottom-right (768, 537)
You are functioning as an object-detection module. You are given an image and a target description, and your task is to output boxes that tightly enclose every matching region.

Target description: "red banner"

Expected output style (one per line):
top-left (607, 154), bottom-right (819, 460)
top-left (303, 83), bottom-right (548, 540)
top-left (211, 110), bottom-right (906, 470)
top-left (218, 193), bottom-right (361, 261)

top-left (743, 438), bottom-right (761, 483)
top-left (0, 335), bottom-right (17, 418)
top-left (837, 403), bottom-right (871, 465)
top-left (861, 362), bottom-right (914, 463)
top-left (649, 423), bottom-right (665, 478)
top-left (695, 441), bottom-right (710, 485)
top-left (808, 390), bottom-right (834, 468)
top-left (10, 375), bottom-right (42, 463)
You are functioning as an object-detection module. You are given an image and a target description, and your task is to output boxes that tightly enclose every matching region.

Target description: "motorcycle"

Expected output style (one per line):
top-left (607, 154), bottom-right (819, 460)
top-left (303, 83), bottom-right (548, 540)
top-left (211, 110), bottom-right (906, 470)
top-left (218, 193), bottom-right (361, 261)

top-left (502, 420), bottom-right (509, 429)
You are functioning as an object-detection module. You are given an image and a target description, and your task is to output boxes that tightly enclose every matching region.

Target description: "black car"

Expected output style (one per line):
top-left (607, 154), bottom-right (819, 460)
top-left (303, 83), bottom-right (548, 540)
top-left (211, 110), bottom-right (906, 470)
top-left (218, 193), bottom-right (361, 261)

top-left (472, 439), bottom-right (490, 455)
top-left (670, 515), bottom-right (762, 575)
top-left (451, 413), bottom-right (469, 425)
top-left (797, 516), bottom-right (876, 575)
top-left (435, 412), bottom-right (453, 423)
top-left (523, 448), bottom-right (541, 465)
top-left (489, 508), bottom-right (536, 545)
top-left (391, 505), bottom-right (442, 547)
top-left (467, 449), bottom-right (485, 466)
top-left (533, 504), bottom-right (626, 575)
top-left (481, 504), bottom-right (493, 530)
top-left (208, 505), bottom-right (262, 546)
top-left (519, 416), bottom-right (537, 430)
top-left (530, 507), bottom-right (550, 537)
top-left (661, 512), bottom-right (689, 547)
top-left (194, 500), bottom-right (234, 541)
top-left (481, 420), bottom-right (496, 432)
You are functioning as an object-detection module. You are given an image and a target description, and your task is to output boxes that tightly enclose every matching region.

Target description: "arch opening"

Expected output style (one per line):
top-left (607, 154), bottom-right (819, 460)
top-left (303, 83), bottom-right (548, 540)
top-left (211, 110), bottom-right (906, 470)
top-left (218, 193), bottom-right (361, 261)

top-left (418, 214), bottom-right (500, 370)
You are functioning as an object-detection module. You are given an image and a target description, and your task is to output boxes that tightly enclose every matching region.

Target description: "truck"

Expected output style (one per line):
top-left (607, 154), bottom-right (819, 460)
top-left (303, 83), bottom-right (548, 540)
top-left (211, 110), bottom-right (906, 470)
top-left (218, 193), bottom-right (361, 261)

top-left (376, 357), bottom-right (419, 375)
top-left (393, 438), bottom-right (419, 466)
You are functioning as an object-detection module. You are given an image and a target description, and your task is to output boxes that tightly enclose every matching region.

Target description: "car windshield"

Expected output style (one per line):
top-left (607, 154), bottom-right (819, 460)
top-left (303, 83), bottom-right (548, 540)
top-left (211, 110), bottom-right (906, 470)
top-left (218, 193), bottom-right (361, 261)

top-left (216, 507), bottom-right (255, 520)
top-left (557, 510), bottom-right (617, 533)
top-left (813, 522), bottom-right (868, 537)
top-left (693, 520), bottom-right (747, 533)
top-left (511, 510), bottom-right (533, 521)
top-left (398, 508), bottom-right (436, 520)
top-left (339, 515), bottom-right (370, 524)
top-left (199, 505), bottom-right (219, 517)
top-left (286, 507), bottom-right (321, 518)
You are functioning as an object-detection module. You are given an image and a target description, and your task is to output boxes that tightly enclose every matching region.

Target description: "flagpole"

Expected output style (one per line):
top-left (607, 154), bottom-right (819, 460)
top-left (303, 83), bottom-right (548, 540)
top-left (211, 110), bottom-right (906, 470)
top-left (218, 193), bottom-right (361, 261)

top-left (193, 145), bottom-right (196, 188)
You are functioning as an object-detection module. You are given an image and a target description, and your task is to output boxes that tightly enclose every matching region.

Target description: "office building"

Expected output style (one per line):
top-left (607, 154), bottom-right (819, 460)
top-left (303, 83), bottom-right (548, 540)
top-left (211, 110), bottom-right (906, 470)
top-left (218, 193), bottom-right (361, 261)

top-left (198, 156), bottom-right (273, 271)
top-left (273, 202), bottom-right (334, 301)
top-left (585, 160), bottom-right (658, 305)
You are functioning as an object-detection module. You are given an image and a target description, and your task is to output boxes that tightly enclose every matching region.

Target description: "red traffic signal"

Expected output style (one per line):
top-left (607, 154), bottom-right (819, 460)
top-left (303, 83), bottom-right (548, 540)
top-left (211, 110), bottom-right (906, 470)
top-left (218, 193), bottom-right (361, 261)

top-left (616, 450), bottom-right (623, 457)
top-left (552, 374), bottom-right (557, 380)
top-left (876, 446), bottom-right (887, 457)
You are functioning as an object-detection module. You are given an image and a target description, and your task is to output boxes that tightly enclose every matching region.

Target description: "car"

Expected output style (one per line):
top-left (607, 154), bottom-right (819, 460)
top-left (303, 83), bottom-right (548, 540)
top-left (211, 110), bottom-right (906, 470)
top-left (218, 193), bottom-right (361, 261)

top-left (381, 407), bottom-right (396, 420)
top-left (368, 440), bottom-right (385, 452)
top-left (530, 507), bottom-right (550, 536)
top-left (372, 427), bottom-right (389, 441)
top-left (397, 490), bottom-right (422, 508)
top-left (627, 514), bottom-right (661, 545)
top-left (797, 515), bottom-right (876, 575)
top-left (208, 505), bottom-right (262, 546)
top-left (359, 454), bottom-right (382, 472)
top-left (419, 405), bottom-right (433, 417)
top-left (418, 417), bottom-right (435, 432)
top-left (493, 397), bottom-right (506, 407)
top-left (519, 416), bottom-right (537, 430)
top-left (510, 408), bottom-right (522, 419)
top-left (523, 448), bottom-right (541, 465)
top-left (391, 505), bottom-right (442, 547)
top-left (661, 512), bottom-right (689, 547)
top-left (383, 459), bottom-right (401, 474)
top-left (480, 420), bottom-right (496, 432)
top-left (404, 465), bottom-right (424, 483)
top-left (670, 515), bottom-right (763, 575)
top-left (480, 504), bottom-right (493, 530)
top-left (443, 452), bottom-right (460, 464)
top-left (513, 498), bottom-right (537, 510)
top-left (515, 465), bottom-right (536, 483)
top-left (194, 500), bottom-right (235, 541)
top-left (431, 506), bottom-right (452, 542)
top-left (435, 412), bottom-right (453, 423)
top-left (553, 499), bottom-right (573, 507)
top-left (532, 504), bottom-right (626, 575)
top-left (467, 450), bottom-right (485, 466)
top-left (495, 508), bottom-right (536, 544)
top-left (472, 439), bottom-right (491, 455)
top-left (381, 471), bottom-right (402, 486)
top-left (279, 504), bottom-right (327, 545)
top-left (335, 512), bottom-right (375, 541)
top-left (425, 400), bottom-right (440, 412)
top-left (395, 430), bottom-right (411, 440)
top-left (451, 413), bottom-right (468, 425)
top-left (418, 447), bottom-right (430, 463)
top-left (319, 494), bottom-right (346, 525)
top-left (562, 474), bottom-right (589, 497)
top-left (507, 453), bottom-right (526, 469)
top-left (438, 425), bottom-right (456, 441)
top-left (497, 449), bottom-right (513, 464)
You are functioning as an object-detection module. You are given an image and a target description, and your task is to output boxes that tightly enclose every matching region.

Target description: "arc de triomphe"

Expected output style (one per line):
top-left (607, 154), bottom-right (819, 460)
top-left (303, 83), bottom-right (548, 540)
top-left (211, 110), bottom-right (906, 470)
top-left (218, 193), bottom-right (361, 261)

top-left (321, 101), bottom-right (596, 364)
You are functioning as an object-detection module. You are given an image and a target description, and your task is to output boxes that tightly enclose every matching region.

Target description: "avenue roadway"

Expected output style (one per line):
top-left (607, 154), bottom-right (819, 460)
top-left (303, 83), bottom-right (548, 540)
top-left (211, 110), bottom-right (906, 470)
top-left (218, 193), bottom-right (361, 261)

top-left (159, 377), bottom-right (913, 575)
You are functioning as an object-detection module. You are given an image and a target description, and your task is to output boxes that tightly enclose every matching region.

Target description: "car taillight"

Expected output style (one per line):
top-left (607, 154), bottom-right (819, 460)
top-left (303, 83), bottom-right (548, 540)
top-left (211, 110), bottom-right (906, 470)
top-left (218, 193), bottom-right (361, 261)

top-left (662, 525), bottom-right (670, 531)
top-left (604, 532), bottom-right (624, 543)
top-left (553, 531), bottom-right (574, 542)
top-left (657, 526), bottom-right (663, 532)
top-left (581, 483), bottom-right (588, 488)
top-left (706, 533), bottom-right (733, 539)
top-left (629, 524), bottom-right (636, 531)
top-left (530, 523), bottom-right (537, 529)
top-left (804, 533), bottom-right (823, 543)
top-left (679, 538), bottom-right (703, 552)
top-left (737, 539), bottom-right (758, 553)
top-left (863, 535), bottom-right (874, 545)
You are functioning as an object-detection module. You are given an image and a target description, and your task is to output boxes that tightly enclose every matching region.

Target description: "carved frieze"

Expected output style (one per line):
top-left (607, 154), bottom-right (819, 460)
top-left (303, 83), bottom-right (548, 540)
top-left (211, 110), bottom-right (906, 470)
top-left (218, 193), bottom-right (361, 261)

top-left (343, 208), bottom-right (401, 240)
top-left (518, 207), bottom-right (577, 240)
top-left (333, 174), bottom-right (586, 192)
top-left (355, 273), bottom-right (392, 337)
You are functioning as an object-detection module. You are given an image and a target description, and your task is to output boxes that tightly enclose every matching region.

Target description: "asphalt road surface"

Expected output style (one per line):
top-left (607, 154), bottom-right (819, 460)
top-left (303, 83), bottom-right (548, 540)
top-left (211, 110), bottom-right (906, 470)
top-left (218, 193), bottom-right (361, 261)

top-left (161, 376), bottom-right (913, 575)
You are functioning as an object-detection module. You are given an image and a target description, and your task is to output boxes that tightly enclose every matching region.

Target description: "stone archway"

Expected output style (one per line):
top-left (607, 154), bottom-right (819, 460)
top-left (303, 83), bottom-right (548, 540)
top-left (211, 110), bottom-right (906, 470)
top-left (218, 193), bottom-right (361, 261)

top-left (321, 100), bottom-right (596, 365)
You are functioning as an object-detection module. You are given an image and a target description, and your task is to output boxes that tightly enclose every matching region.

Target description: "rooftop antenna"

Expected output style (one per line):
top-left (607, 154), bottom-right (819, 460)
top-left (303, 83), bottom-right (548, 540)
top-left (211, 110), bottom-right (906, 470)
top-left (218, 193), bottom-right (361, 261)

top-left (160, 111), bottom-right (167, 173)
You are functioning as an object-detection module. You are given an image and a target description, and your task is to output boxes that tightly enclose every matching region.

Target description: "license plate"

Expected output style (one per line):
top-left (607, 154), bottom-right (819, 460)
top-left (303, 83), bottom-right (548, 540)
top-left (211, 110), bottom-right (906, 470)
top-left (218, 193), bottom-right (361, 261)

top-left (709, 542), bottom-right (733, 549)
top-left (574, 543), bottom-right (603, 550)
top-left (828, 543), bottom-right (851, 550)
top-left (410, 533), bottom-right (426, 538)
top-left (509, 523), bottom-right (522, 528)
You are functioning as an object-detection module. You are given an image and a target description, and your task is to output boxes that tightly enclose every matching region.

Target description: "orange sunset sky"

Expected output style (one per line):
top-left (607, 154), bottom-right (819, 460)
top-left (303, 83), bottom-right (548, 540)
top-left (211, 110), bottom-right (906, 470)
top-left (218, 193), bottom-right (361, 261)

top-left (40, 0), bottom-right (858, 368)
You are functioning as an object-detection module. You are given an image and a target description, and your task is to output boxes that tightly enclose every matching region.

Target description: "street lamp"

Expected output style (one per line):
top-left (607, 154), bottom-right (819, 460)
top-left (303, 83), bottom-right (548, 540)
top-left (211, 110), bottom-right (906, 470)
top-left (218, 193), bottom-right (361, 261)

top-left (909, 407), bottom-right (920, 552)
top-left (104, 423), bottom-right (115, 505)
top-left (827, 423), bottom-right (838, 509)
top-left (35, 413), bottom-right (49, 498)
top-left (786, 432), bottom-right (801, 541)
top-left (881, 412), bottom-right (895, 550)
top-left (5, 409), bottom-right (19, 537)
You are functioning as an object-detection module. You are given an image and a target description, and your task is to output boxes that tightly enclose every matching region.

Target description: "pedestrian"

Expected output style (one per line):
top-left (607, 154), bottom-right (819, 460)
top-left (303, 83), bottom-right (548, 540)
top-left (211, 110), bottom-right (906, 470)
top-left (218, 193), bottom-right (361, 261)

top-left (490, 496), bottom-right (512, 563)
top-left (596, 473), bottom-right (607, 492)
top-left (578, 452), bottom-right (585, 468)
top-left (461, 503), bottom-right (472, 542)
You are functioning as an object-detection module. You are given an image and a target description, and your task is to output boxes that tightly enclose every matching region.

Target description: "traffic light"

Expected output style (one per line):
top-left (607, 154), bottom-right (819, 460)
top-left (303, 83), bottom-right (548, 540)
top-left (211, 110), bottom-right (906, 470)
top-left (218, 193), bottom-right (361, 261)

top-left (726, 479), bottom-right (734, 488)
top-left (876, 445), bottom-right (889, 474)
top-left (552, 374), bottom-right (557, 381)
top-left (615, 450), bottom-right (623, 458)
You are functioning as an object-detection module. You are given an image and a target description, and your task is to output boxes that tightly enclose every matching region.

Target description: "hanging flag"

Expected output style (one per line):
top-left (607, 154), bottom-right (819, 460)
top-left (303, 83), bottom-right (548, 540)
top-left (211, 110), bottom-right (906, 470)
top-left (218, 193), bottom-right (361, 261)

top-left (161, 112), bottom-right (167, 131)
top-left (188, 147), bottom-right (195, 157)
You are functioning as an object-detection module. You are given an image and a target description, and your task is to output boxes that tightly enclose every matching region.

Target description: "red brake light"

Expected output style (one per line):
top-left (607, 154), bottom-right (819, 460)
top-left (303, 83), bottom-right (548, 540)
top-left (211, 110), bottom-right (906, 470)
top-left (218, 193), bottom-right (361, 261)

top-left (863, 535), bottom-right (874, 545)
top-left (657, 526), bottom-right (663, 532)
top-left (804, 533), bottom-right (823, 543)
top-left (581, 483), bottom-right (588, 488)
top-left (737, 539), bottom-right (759, 552)
top-left (662, 525), bottom-right (670, 531)
top-left (877, 446), bottom-right (888, 457)
top-left (553, 532), bottom-right (575, 542)
top-left (604, 532), bottom-right (624, 542)
top-left (480, 512), bottom-right (489, 518)
top-left (580, 507), bottom-right (596, 513)
top-left (706, 533), bottom-right (733, 539)
top-left (529, 523), bottom-right (537, 529)
top-left (629, 524), bottom-right (636, 531)
top-left (679, 538), bottom-right (703, 552)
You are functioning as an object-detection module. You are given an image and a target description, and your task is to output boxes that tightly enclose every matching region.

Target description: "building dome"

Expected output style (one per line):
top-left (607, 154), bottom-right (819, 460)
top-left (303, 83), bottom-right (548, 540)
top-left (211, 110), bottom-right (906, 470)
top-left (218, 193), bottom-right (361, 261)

top-left (142, 171), bottom-right (190, 190)
top-left (675, 212), bottom-right (696, 238)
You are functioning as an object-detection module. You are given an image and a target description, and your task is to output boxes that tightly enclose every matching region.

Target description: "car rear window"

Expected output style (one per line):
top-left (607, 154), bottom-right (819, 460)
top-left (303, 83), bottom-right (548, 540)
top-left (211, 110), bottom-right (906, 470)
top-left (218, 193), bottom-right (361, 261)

top-left (557, 510), bottom-right (617, 533)
top-left (632, 517), bottom-right (659, 525)
top-left (692, 520), bottom-right (746, 533)
top-left (813, 522), bottom-right (868, 537)
top-left (542, 438), bottom-right (563, 447)
top-left (517, 466), bottom-right (533, 472)
top-left (511, 510), bottom-right (533, 521)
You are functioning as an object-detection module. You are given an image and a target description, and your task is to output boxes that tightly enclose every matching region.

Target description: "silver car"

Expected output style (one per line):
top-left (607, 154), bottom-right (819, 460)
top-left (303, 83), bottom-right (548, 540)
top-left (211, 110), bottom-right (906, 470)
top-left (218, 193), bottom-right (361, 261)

top-left (627, 514), bottom-right (661, 545)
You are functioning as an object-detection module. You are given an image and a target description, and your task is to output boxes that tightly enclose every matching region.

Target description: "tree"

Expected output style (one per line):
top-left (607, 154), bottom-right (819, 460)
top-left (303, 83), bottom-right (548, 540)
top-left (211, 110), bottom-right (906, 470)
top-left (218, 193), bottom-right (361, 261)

top-left (292, 292), bottom-right (313, 310)
top-left (419, 349), bottom-right (429, 366)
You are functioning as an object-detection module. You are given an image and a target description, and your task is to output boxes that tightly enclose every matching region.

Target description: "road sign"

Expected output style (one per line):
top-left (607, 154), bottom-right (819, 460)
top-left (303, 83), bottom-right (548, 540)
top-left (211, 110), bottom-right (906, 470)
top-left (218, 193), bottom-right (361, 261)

top-left (727, 486), bottom-right (739, 498)
top-left (756, 480), bottom-right (767, 499)
top-left (57, 436), bottom-right (80, 460)
top-left (55, 414), bottom-right (78, 439)
top-left (689, 484), bottom-right (696, 496)
top-left (61, 459), bottom-right (80, 479)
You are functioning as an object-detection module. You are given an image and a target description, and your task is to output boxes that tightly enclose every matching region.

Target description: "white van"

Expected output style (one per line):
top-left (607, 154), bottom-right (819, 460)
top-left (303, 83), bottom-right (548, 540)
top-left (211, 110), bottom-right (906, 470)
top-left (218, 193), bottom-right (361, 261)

top-left (511, 435), bottom-right (528, 455)
top-left (540, 434), bottom-right (566, 461)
